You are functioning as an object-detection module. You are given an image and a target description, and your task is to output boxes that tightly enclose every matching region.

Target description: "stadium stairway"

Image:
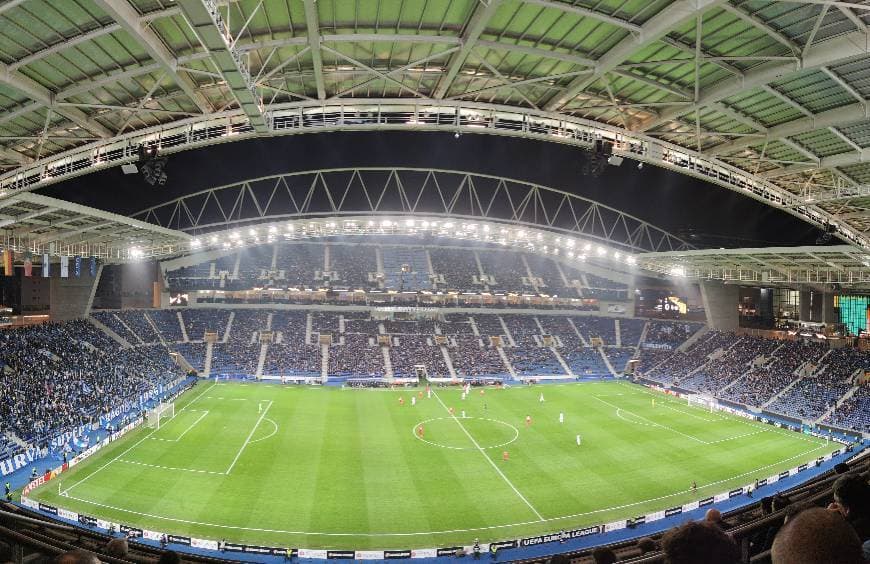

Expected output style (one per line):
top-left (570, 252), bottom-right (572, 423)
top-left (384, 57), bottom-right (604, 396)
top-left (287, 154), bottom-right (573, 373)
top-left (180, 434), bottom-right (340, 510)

top-left (496, 346), bottom-right (518, 379)
top-left (567, 318), bottom-right (590, 347)
top-left (320, 343), bottom-right (329, 383)
top-left (614, 319), bottom-right (622, 347)
top-left (598, 347), bottom-right (618, 376)
top-left (114, 313), bottom-right (144, 345)
top-left (440, 345), bottom-right (458, 378)
top-left (221, 312), bottom-right (235, 342)
top-left (203, 342), bottom-right (214, 376)
top-left (498, 316), bottom-right (516, 346)
top-left (381, 346), bottom-right (394, 380)
top-left (636, 321), bottom-right (650, 348)
top-left (815, 384), bottom-right (861, 425)
top-left (87, 316), bottom-right (131, 349)
top-left (256, 342), bottom-right (268, 378)
top-left (4, 430), bottom-right (27, 450)
top-left (762, 373), bottom-right (805, 409)
top-left (177, 311), bottom-right (189, 342)
top-left (144, 313), bottom-right (167, 346)
top-left (552, 347), bottom-right (575, 377)
top-left (678, 325), bottom-right (709, 351)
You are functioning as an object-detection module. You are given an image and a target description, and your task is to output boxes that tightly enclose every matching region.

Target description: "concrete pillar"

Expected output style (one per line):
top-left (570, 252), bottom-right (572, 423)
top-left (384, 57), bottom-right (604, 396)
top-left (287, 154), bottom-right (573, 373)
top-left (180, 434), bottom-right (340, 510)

top-left (700, 281), bottom-right (739, 331)
top-left (799, 290), bottom-right (812, 321)
top-left (821, 292), bottom-right (837, 324)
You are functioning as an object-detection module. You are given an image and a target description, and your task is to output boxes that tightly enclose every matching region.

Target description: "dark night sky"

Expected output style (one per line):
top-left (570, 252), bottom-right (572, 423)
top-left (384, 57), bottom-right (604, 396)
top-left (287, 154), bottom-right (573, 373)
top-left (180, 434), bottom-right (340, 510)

top-left (39, 131), bottom-right (821, 249)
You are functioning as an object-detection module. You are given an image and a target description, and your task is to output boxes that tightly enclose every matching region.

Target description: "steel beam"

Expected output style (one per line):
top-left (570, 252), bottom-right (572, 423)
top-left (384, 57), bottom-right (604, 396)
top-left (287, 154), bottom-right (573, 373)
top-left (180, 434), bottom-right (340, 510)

top-left (641, 30), bottom-right (870, 132)
top-left (91, 0), bottom-right (212, 114)
top-left (543, 0), bottom-right (726, 111)
top-left (0, 63), bottom-right (113, 138)
top-left (177, 0), bottom-right (269, 132)
top-left (302, 0), bottom-right (326, 100)
top-left (433, 0), bottom-right (503, 99)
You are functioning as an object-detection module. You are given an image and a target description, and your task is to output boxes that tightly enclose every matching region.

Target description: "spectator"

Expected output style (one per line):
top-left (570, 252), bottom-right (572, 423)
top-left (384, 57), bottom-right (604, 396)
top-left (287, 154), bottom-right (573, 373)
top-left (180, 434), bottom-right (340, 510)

top-left (104, 537), bottom-right (128, 558)
top-left (704, 508), bottom-right (724, 529)
top-left (829, 473), bottom-right (870, 541)
top-left (591, 547), bottom-right (617, 564)
top-left (53, 550), bottom-right (101, 564)
top-left (660, 521), bottom-right (738, 564)
top-left (771, 507), bottom-right (864, 564)
top-left (158, 551), bottom-right (182, 564)
top-left (637, 537), bottom-right (657, 555)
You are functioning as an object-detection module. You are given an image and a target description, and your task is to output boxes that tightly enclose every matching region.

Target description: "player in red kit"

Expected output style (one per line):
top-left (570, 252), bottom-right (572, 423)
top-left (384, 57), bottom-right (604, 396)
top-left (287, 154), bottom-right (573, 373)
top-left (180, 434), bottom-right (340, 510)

top-left (502, 451), bottom-right (509, 461)
top-left (417, 424), bottom-right (424, 438)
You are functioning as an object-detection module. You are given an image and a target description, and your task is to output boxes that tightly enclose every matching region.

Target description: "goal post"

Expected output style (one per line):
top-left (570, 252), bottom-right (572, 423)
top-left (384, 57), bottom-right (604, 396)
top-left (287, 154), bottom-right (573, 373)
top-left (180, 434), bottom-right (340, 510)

top-left (687, 394), bottom-right (717, 413)
top-left (147, 402), bottom-right (175, 429)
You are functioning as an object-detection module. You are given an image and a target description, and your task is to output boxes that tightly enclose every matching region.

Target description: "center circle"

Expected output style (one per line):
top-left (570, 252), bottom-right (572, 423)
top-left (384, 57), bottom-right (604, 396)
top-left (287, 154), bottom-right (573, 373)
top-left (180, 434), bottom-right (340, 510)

top-left (411, 417), bottom-right (520, 450)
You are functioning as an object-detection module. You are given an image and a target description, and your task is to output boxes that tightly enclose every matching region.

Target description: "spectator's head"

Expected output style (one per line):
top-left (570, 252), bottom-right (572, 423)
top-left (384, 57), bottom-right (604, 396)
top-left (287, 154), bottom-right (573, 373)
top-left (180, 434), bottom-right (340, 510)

top-left (834, 462), bottom-right (850, 474)
top-left (832, 473), bottom-right (870, 520)
top-left (704, 508), bottom-right (723, 526)
top-left (661, 521), bottom-right (738, 564)
top-left (158, 551), bottom-right (181, 564)
top-left (548, 555), bottom-right (570, 564)
top-left (637, 537), bottom-right (657, 554)
top-left (771, 507), bottom-right (863, 564)
top-left (104, 537), bottom-right (128, 558)
top-left (53, 550), bottom-right (101, 564)
top-left (760, 496), bottom-right (774, 515)
top-left (771, 494), bottom-right (791, 512)
top-left (591, 547), bottom-right (617, 564)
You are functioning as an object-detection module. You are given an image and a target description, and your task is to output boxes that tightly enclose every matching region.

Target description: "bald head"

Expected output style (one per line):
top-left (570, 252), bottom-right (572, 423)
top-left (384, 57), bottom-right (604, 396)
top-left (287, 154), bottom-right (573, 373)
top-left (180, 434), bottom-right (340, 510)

top-left (705, 508), bottom-right (722, 524)
top-left (772, 507), bottom-right (863, 564)
top-left (53, 550), bottom-right (101, 564)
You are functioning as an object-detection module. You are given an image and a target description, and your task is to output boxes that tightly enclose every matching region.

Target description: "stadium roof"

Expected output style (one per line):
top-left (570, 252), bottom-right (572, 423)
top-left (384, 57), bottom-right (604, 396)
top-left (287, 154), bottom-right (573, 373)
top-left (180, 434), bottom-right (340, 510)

top-left (0, 0), bottom-right (869, 270)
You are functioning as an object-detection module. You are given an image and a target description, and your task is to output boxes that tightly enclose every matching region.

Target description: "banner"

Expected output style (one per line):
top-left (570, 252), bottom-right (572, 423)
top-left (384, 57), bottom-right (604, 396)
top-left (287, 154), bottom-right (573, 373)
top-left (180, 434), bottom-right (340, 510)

top-left (23, 251), bottom-right (32, 277)
top-left (60, 256), bottom-right (69, 278)
top-left (90, 256), bottom-right (97, 277)
top-left (2, 249), bottom-right (12, 276)
top-left (42, 254), bottom-right (50, 277)
top-left (74, 256), bottom-right (81, 277)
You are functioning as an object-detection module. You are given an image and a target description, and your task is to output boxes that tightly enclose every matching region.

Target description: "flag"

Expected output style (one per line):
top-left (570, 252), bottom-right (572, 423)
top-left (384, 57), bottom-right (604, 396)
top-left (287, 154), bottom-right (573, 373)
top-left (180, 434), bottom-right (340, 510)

top-left (90, 256), bottom-right (97, 277)
top-left (60, 255), bottom-right (69, 278)
top-left (2, 250), bottom-right (13, 276)
top-left (23, 252), bottom-right (32, 277)
top-left (42, 254), bottom-right (50, 277)
top-left (74, 256), bottom-right (81, 277)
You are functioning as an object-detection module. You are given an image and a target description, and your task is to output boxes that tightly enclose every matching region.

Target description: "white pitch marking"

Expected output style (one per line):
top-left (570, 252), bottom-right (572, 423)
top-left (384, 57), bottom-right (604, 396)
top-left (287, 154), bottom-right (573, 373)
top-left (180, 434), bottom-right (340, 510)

top-left (431, 390), bottom-right (545, 522)
top-left (593, 396), bottom-right (708, 444)
top-left (249, 418), bottom-right (279, 444)
top-left (118, 459), bottom-right (225, 476)
top-left (57, 443), bottom-right (827, 539)
top-left (705, 430), bottom-right (767, 445)
top-left (225, 400), bottom-right (273, 475)
top-left (61, 382), bottom-right (217, 496)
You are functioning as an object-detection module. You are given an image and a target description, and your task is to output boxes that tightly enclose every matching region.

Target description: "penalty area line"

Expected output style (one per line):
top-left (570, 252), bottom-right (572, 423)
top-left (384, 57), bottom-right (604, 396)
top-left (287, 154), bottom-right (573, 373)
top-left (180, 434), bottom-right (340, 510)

top-left (431, 390), bottom-right (545, 522)
top-left (60, 382), bottom-right (218, 497)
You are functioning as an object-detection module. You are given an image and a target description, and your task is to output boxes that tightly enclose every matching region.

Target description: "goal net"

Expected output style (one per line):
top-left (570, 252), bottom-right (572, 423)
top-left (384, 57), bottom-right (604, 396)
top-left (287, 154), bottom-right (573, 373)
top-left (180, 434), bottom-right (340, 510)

top-left (687, 394), bottom-right (717, 413)
top-left (146, 402), bottom-right (175, 429)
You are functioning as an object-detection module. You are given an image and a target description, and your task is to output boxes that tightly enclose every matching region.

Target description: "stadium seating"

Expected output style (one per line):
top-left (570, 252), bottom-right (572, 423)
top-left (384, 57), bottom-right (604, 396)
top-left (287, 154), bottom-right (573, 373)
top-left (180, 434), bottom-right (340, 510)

top-left (148, 310), bottom-right (185, 342)
top-left (561, 347), bottom-right (611, 377)
top-left (826, 384), bottom-right (870, 433)
top-left (329, 243), bottom-right (376, 290)
top-left (276, 243), bottom-right (323, 287)
top-left (173, 342), bottom-right (207, 372)
top-left (113, 310), bottom-right (160, 343)
top-left (91, 311), bottom-right (141, 344)
top-left (448, 338), bottom-right (507, 377)
top-left (429, 247), bottom-right (481, 291)
top-left (381, 246), bottom-right (431, 291)
top-left (180, 309), bottom-right (231, 341)
top-left (329, 334), bottom-right (384, 379)
top-left (389, 335), bottom-right (449, 378)
top-left (604, 347), bottom-right (635, 373)
top-left (478, 251), bottom-right (532, 293)
top-left (574, 316), bottom-right (617, 345)
top-left (619, 318), bottom-right (646, 347)
top-left (0, 321), bottom-right (184, 444)
top-left (643, 320), bottom-right (703, 349)
top-left (678, 335), bottom-right (781, 395)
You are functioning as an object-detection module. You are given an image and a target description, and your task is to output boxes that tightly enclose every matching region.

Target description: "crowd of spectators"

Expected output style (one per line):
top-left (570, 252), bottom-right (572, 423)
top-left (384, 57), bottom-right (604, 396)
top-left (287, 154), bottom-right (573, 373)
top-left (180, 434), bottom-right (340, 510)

top-left (113, 310), bottom-right (160, 343)
top-left (449, 339), bottom-right (507, 377)
top-left (277, 243), bottom-right (323, 287)
top-left (148, 310), bottom-right (185, 342)
top-left (575, 316), bottom-right (617, 345)
top-left (180, 310), bottom-right (230, 341)
top-left (537, 315), bottom-right (582, 348)
top-left (826, 384), bottom-right (870, 433)
top-left (619, 318), bottom-right (646, 347)
top-left (329, 244), bottom-right (377, 290)
top-left (644, 320), bottom-right (703, 350)
top-left (92, 311), bottom-right (142, 344)
top-left (0, 321), bottom-right (183, 444)
top-left (429, 247), bottom-right (482, 291)
top-left (562, 347), bottom-right (611, 376)
top-left (172, 342), bottom-right (207, 372)
top-left (264, 310), bottom-right (320, 376)
top-left (479, 251), bottom-right (532, 293)
top-left (719, 340), bottom-right (827, 407)
top-left (381, 246), bottom-right (432, 292)
top-left (604, 347), bottom-right (635, 373)
top-left (505, 346), bottom-right (564, 375)
top-left (441, 314), bottom-right (476, 334)
top-left (678, 335), bottom-right (780, 395)
top-left (389, 335), bottom-right (449, 378)
top-left (524, 255), bottom-right (573, 296)
top-left (642, 331), bottom-right (736, 386)
top-left (329, 334), bottom-right (384, 378)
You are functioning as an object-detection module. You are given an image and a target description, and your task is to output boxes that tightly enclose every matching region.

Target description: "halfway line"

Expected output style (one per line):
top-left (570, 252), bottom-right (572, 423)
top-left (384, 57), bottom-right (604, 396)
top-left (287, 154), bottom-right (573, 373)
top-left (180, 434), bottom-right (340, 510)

top-left (431, 390), bottom-right (544, 522)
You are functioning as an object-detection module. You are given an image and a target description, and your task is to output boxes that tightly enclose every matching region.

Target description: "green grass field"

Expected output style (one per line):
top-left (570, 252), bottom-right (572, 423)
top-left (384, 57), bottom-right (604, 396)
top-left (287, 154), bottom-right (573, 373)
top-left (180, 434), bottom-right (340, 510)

top-left (29, 380), bottom-right (836, 550)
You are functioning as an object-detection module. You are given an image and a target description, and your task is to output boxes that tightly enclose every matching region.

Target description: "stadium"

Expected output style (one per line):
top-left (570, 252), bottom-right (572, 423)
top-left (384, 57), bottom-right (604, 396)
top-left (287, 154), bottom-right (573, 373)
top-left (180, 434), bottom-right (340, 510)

top-left (0, 1), bottom-right (869, 563)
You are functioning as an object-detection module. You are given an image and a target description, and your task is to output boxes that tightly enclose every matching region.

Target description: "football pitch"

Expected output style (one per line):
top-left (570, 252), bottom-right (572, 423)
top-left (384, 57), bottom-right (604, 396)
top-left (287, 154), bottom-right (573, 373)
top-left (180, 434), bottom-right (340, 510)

top-left (30, 380), bottom-right (837, 550)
